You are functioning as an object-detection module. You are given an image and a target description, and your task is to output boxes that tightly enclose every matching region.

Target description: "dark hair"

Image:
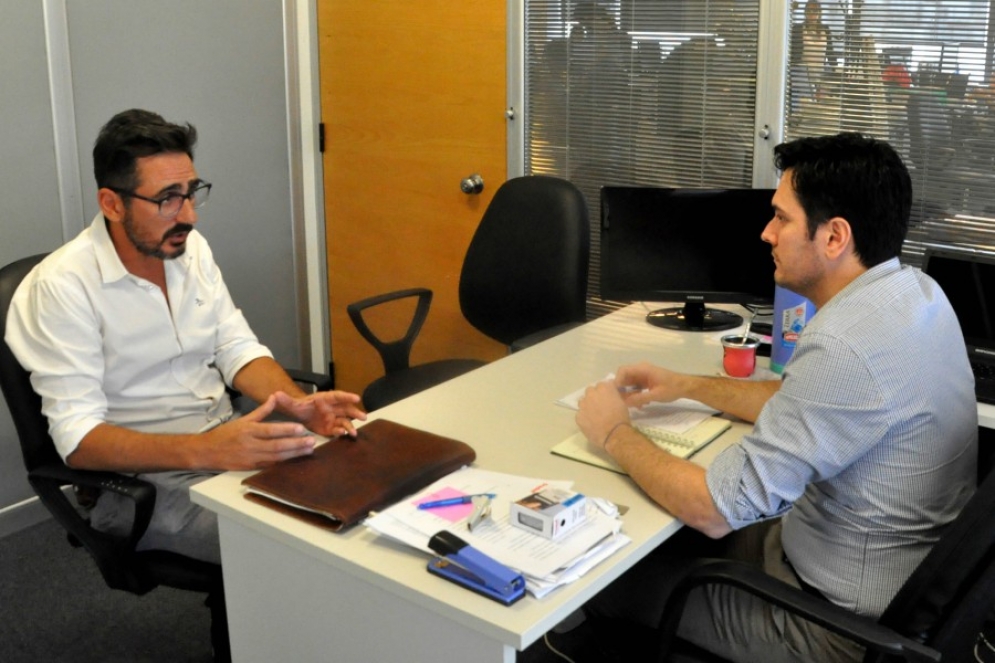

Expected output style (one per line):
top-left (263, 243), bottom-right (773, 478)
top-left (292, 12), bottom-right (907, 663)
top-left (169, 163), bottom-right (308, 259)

top-left (92, 109), bottom-right (197, 191)
top-left (773, 132), bottom-right (912, 268)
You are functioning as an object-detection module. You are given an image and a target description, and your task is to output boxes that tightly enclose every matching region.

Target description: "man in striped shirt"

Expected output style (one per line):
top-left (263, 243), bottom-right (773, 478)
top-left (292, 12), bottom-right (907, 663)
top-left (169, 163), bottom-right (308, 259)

top-left (576, 133), bottom-right (978, 662)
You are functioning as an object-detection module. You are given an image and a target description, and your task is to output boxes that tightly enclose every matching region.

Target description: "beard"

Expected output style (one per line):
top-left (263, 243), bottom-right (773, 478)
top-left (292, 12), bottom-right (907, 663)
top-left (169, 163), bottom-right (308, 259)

top-left (123, 212), bottom-right (193, 260)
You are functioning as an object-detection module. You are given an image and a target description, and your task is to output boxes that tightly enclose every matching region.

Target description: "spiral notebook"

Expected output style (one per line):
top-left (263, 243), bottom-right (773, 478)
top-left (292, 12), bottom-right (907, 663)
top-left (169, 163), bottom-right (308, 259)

top-left (551, 416), bottom-right (731, 474)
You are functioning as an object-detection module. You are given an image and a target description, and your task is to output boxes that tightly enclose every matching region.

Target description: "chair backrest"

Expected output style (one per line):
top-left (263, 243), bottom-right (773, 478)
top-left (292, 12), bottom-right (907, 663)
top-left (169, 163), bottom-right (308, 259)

top-left (871, 466), bottom-right (995, 662)
top-left (458, 175), bottom-right (590, 346)
top-left (0, 254), bottom-right (59, 473)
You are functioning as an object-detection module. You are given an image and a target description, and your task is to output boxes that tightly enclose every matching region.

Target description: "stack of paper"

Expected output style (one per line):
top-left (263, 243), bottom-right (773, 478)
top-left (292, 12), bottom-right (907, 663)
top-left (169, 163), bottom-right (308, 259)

top-left (364, 467), bottom-right (629, 598)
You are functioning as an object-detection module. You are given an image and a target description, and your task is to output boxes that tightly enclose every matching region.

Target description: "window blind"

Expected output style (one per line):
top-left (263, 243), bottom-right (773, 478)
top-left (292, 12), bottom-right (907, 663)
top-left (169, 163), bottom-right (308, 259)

top-left (783, 0), bottom-right (995, 262)
top-left (524, 0), bottom-right (762, 313)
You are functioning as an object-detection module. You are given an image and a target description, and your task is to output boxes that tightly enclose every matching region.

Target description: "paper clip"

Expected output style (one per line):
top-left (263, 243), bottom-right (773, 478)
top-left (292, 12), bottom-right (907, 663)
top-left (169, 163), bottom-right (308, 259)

top-left (467, 494), bottom-right (491, 532)
top-left (426, 530), bottom-right (525, 605)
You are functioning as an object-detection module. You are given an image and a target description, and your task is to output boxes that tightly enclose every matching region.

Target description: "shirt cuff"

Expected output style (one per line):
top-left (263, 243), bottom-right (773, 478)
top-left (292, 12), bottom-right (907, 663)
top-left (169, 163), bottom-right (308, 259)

top-left (706, 444), bottom-right (765, 531)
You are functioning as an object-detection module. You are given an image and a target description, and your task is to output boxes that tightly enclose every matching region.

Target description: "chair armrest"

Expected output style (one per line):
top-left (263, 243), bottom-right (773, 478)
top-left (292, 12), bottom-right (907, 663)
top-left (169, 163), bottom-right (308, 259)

top-left (284, 368), bottom-right (333, 392)
top-left (28, 463), bottom-right (156, 553)
top-left (346, 287), bottom-right (433, 373)
top-left (656, 560), bottom-right (940, 663)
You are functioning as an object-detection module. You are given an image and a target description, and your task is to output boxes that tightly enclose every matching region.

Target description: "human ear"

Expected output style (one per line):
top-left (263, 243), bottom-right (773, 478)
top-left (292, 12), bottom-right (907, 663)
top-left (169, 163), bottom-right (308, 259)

top-left (97, 188), bottom-right (126, 223)
top-left (823, 216), bottom-right (853, 260)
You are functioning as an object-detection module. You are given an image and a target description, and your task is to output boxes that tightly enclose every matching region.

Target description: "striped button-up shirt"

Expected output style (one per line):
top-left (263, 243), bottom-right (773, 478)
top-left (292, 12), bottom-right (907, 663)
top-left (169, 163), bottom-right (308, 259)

top-left (707, 258), bottom-right (978, 617)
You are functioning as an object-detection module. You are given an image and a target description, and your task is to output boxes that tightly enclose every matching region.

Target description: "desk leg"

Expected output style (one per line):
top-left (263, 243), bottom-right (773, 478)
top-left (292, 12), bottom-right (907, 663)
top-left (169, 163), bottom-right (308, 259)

top-left (217, 518), bottom-right (515, 663)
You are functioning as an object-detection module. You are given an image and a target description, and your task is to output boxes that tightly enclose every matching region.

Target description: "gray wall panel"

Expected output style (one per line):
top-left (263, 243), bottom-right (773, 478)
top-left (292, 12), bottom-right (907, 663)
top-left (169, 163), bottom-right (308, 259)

top-left (67, 0), bottom-right (300, 365)
top-left (0, 1), bottom-right (68, 521)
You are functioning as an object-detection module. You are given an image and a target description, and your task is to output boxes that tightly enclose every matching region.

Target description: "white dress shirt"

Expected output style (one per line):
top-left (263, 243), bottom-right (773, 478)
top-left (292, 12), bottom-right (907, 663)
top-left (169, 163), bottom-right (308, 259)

top-left (5, 214), bottom-right (272, 460)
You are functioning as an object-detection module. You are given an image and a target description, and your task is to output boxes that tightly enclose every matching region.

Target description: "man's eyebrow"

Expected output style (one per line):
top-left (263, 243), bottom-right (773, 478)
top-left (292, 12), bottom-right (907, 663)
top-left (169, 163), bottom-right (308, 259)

top-left (152, 179), bottom-right (203, 197)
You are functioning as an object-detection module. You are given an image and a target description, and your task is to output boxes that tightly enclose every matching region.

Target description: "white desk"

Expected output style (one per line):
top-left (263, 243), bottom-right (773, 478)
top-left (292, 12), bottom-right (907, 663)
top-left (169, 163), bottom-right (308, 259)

top-left (192, 304), bottom-right (754, 662)
top-left (191, 304), bottom-right (995, 662)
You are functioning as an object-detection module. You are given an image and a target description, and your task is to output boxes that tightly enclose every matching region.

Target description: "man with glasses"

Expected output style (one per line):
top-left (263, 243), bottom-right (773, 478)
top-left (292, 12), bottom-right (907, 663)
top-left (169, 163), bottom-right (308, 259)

top-left (5, 109), bottom-right (366, 564)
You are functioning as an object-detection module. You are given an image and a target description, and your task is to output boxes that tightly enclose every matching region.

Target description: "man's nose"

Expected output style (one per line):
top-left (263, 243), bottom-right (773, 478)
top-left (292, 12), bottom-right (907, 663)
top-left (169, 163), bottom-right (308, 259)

top-left (175, 196), bottom-right (198, 224)
top-left (760, 218), bottom-right (775, 245)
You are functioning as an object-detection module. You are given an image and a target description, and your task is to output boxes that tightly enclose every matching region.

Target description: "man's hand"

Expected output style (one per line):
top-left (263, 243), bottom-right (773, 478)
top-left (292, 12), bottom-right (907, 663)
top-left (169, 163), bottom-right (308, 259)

top-left (70, 394), bottom-right (326, 473)
top-left (614, 361), bottom-right (689, 408)
top-left (576, 367), bottom-right (733, 539)
top-left (577, 363), bottom-right (689, 448)
top-left (615, 361), bottom-right (779, 424)
top-left (576, 380), bottom-right (631, 450)
top-left (272, 390), bottom-right (367, 438)
top-left (201, 394), bottom-right (320, 470)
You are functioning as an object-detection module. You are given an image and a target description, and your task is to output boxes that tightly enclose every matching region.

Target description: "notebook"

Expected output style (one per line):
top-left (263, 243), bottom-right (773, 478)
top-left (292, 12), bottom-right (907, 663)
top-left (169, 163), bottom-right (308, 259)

top-left (922, 249), bottom-right (995, 405)
top-left (552, 416), bottom-right (731, 474)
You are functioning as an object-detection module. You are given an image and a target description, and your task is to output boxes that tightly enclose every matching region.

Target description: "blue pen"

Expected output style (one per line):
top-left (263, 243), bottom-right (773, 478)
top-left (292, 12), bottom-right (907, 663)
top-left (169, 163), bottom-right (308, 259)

top-left (418, 493), bottom-right (496, 510)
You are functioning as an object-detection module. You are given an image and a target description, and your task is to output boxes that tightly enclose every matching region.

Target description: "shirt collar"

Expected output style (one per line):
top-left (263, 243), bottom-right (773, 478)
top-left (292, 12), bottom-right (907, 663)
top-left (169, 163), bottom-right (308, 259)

top-left (848, 257), bottom-right (901, 289)
top-left (826, 257), bottom-right (902, 307)
top-left (91, 213), bottom-right (129, 284)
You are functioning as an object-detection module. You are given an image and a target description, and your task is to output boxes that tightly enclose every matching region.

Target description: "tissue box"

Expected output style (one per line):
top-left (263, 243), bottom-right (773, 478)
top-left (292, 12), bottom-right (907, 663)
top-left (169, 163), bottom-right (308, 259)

top-left (509, 488), bottom-right (586, 540)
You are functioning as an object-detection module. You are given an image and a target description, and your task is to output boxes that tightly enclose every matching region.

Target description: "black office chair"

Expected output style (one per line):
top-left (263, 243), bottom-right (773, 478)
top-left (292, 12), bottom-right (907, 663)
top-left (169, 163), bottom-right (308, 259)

top-left (652, 464), bottom-right (995, 663)
top-left (0, 253), bottom-right (332, 662)
top-left (347, 175), bottom-right (590, 411)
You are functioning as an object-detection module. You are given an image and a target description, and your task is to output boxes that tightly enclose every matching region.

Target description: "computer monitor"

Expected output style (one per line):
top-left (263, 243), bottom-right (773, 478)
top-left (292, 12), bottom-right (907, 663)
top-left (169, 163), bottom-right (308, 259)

top-left (922, 247), bottom-right (995, 375)
top-left (600, 186), bottom-right (776, 331)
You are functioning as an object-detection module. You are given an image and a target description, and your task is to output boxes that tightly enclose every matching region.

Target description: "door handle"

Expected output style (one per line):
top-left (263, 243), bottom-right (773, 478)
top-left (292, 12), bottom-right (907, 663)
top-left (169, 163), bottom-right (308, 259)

top-left (460, 174), bottom-right (484, 195)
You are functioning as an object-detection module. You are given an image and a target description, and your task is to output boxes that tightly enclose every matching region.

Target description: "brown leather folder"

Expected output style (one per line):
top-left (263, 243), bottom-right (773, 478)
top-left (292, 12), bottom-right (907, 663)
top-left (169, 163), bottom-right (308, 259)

top-left (242, 418), bottom-right (476, 531)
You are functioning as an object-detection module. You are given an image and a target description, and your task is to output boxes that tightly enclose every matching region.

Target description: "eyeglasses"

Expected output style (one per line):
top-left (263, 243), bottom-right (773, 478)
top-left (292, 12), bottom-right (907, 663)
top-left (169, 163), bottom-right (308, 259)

top-left (110, 182), bottom-right (212, 219)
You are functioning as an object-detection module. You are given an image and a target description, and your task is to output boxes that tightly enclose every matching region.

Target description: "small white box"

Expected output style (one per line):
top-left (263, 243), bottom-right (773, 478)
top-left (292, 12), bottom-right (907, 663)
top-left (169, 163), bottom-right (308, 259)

top-left (509, 488), bottom-right (587, 540)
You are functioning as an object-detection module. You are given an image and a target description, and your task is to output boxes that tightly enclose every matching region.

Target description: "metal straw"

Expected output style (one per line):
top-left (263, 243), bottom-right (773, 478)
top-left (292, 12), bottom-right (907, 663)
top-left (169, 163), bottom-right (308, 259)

top-left (741, 310), bottom-right (756, 345)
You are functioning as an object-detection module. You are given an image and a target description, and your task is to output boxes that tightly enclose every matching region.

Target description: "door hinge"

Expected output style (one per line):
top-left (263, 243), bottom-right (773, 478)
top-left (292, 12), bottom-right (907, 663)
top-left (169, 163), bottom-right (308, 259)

top-left (318, 122), bottom-right (325, 153)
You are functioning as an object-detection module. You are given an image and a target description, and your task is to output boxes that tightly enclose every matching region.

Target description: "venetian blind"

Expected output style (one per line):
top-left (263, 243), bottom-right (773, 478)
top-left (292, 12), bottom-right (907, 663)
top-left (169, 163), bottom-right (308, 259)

top-left (524, 0), bottom-right (762, 313)
top-left (783, 0), bottom-right (995, 263)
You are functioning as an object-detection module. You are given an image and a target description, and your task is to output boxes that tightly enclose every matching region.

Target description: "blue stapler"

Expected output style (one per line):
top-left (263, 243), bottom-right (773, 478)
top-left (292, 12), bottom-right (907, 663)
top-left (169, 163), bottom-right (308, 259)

top-left (427, 530), bottom-right (526, 605)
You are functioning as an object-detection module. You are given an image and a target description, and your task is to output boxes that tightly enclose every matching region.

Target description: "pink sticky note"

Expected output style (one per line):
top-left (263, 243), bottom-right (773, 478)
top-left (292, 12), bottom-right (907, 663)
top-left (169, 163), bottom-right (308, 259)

top-left (413, 487), bottom-right (475, 523)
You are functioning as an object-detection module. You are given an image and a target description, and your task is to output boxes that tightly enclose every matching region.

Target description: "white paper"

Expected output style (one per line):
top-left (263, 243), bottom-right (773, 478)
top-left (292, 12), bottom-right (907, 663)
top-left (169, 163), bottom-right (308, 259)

top-left (526, 534), bottom-right (631, 598)
top-left (363, 467), bottom-right (628, 593)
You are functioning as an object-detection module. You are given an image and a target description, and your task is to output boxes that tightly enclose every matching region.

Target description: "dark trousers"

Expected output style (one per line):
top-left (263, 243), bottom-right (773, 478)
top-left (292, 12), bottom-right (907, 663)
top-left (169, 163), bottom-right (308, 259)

top-left (583, 520), bottom-right (865, 663)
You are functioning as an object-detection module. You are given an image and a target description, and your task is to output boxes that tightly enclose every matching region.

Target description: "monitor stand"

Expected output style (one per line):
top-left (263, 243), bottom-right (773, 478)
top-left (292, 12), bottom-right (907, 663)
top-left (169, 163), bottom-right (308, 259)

top-left (645, 302), bottom-right (743, 332)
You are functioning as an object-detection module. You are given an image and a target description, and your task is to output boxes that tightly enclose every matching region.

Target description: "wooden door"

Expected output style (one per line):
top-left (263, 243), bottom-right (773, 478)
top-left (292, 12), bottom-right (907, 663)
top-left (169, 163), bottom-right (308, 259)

top-left (318, 2), bottom-right (508, 397)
